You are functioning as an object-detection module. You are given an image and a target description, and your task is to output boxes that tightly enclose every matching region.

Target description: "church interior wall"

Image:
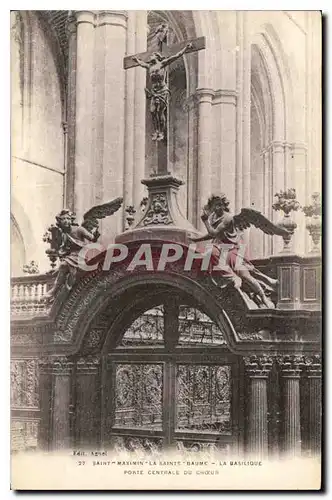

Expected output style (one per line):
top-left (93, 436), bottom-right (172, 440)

top-left (11, 11), bottom-right (65, 274)
top-left (10, 10), bottom-right (321, 273)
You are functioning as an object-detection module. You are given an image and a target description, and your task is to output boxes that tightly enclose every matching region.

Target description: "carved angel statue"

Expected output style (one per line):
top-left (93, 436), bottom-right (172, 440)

top-left (43, 198), bottom-right (123, 300)
top-left (191, 194), bottom-right (290, 308)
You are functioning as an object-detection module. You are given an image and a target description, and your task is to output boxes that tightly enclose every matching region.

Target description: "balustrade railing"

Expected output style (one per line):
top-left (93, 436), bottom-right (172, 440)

top-left (11, 274), bottom-right (54, 317)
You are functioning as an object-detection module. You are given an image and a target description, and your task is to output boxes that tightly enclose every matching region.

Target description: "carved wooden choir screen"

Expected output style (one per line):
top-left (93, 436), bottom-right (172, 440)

top-left (103, 303), bottom-right (242, 454)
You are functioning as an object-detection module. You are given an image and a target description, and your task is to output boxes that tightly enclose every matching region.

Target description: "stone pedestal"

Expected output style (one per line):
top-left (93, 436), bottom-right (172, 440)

top-left (116, 175), bottom-right (200, 245)
top-left (244, 355), bottom-right (272, 459)
top-left (278, 355), bottom-right (303, 457)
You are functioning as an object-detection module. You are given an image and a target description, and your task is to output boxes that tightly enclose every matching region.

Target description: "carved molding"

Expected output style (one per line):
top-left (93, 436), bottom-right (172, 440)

top-left (237, 331), bottom-right (264, 341)
top-left (243, 355), bottom-right (273, 378)
top-left (302, 354), bottom-right (322, 378)
top-left (142, 193), bottom-right (173, 226)
top-left (11, 359), bottom-right (39, 408)
top-left (277, 354), bottom-right (304, 378)
top-left (39, 356), bottom-right (74, 375)
top-left (76, 355), bottom-right (101, 374)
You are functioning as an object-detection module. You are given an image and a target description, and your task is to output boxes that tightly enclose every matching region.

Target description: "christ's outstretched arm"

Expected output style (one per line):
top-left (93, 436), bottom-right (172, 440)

top-left (161, 42), bottom-right (193, 67)
top-left (132, 56), bottom-right (149, 69)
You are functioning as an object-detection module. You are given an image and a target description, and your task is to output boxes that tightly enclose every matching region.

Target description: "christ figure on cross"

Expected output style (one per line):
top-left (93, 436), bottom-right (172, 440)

top-left (132, 42), bottom-right (193, 141)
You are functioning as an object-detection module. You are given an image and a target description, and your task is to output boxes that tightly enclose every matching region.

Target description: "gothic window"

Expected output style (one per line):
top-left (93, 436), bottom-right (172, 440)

top-left (11, 215), bottom-right (26, 277)
top-left (105, 298), bottom-right (240, 454)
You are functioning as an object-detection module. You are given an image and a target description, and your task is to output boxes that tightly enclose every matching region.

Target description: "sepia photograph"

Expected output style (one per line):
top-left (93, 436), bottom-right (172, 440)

top-left (10, 8), bottom-right (322, 490)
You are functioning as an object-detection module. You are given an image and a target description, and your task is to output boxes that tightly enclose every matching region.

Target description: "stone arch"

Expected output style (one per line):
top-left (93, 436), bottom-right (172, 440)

top-left (11, 214), bottom-right (26, 277)
top-left (53, 258), bottom-right (250, 354)
top-left (10, 196), bottom-right (37, 269)
top-left (250, 24), bottom-right (294, 256)
top-left (33, 11), bottom-right (67, 120)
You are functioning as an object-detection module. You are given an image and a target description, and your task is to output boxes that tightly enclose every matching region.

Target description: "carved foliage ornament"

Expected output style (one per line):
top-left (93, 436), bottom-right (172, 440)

top-left (303, 354), bottom-right (322, 377)
top-left (38, 356), bottom-right (74, 374)
top-left (243, 355), bottom-right (273, 377)
top-left (11, 359), bottom-right (39, 408)
top-left (276, 354), bottom-right (304, 376)
top-left (143, 193), bottom-right (172, 225)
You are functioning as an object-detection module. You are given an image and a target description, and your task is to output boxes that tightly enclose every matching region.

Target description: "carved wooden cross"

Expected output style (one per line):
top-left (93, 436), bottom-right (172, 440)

top-left (124, 29), bottom-right (205, 176)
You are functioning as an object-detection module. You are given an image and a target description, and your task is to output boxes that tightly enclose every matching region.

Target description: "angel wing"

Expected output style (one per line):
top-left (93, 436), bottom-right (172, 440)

top-left (81, 197), bottom-right (123, 232)
top-left (233, 208), bottom-right (290, 236)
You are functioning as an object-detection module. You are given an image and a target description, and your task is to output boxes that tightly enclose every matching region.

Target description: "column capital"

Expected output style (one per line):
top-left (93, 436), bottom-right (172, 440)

top-left (195, 88), bottom-right (215, 105)
top-left (39, 356), bottom-right (74, 375)
top-left (76, 355), bottom-right (100, 374)
top-left (96, 11), bottom-right (127, 29)
top-left (303, 354), bottom-right (322, 378)
top-left (74, 11), bottom-right (97, 26)
top-left (243, 354), bottom-right (273, 378)
top-left (277, 354), bottom-right (304, 378)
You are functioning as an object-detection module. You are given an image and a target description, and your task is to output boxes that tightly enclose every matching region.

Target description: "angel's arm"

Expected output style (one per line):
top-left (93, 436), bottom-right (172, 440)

top-left (161, 43), bottom-right (192, 67)
top-left (132, 56), bottom-right (149, 69)
top-left (190, 233), bottom-right (212, 242)
top-left (78, 226), bottom-right (97, 242)
top-left (203, 213), bottom-right (233, 237)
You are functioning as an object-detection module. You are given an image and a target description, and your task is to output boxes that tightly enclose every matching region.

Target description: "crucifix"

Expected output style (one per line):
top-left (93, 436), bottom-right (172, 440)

top-left (124, 25), bottom-right (205, 176)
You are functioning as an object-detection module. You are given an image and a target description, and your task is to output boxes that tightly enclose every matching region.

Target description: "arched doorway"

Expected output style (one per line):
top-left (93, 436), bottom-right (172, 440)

top-left (98, 288), bottom-right (243, 455)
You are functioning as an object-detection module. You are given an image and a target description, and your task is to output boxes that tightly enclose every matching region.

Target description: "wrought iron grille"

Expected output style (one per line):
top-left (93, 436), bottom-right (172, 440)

top-left (176, 364), bottom-right (231, 433)
top-left (114, 363), bottom-right (163, 429)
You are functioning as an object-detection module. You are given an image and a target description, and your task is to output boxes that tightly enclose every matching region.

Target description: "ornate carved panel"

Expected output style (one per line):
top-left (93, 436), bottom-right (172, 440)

top-left (178, 306), bottom-right (226, 345)
top-left (176, 364), bottom-right (231, 434)
top-left (114, 364), bottom-right (163, 430)
top-left (111, 435), bottom-right (163, 455)
top-left (176, 440), bottom-right (231, 454)
top-left (142, 193), bottom-right (172, 225)
top-left (11, 419), bottom-right (39, 452)
top-left (117, 307), bottom-right (164, 347)
top-left (11, 359), bottom-right (39, 408)
top-left (303, 268), bottom-right (318, 301)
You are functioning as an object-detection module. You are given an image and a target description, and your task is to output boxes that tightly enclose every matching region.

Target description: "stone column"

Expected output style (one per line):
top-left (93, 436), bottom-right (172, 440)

top-left (236, 11), bottom-right (251, 213)
top-left (51, 356), bottom-right (74, 450)
top-left (303, 355), bottom-right (322, 456)
top-left (132, 11), bottom-right (147, 210)
top-left (262, 147), bottom-right (272, 256)
top-left (64, 15), bottom-right (77, 211)
top-left (98, 11), bottom-right (127, 237)
top-left (75, 356), bottom-right (101, 448)
top-left (123, 11), bottom-right (136, 219)
top-left (74, 11), bottom-right (96, 220)
top-left (184, 94), bottom-right (199, 225)
top-left (278, 355), bottom-right (303, 457)
top-left (196, 89), bottom-right (213, 230)
top-left (244, 355), bottom-right (272, 459)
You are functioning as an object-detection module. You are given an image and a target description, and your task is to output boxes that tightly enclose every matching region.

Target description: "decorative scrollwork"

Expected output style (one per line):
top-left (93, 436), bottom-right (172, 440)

top-left (243, 355), bottom-right (273, 377)
top-left (142, 193), bottom-right (172, 225)
top-left (11, 359), bottom-right (39, 408)
top-left (176, 364), bottom-right (231, 433)
top-left (114, 364), bottom-right (163, 429)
